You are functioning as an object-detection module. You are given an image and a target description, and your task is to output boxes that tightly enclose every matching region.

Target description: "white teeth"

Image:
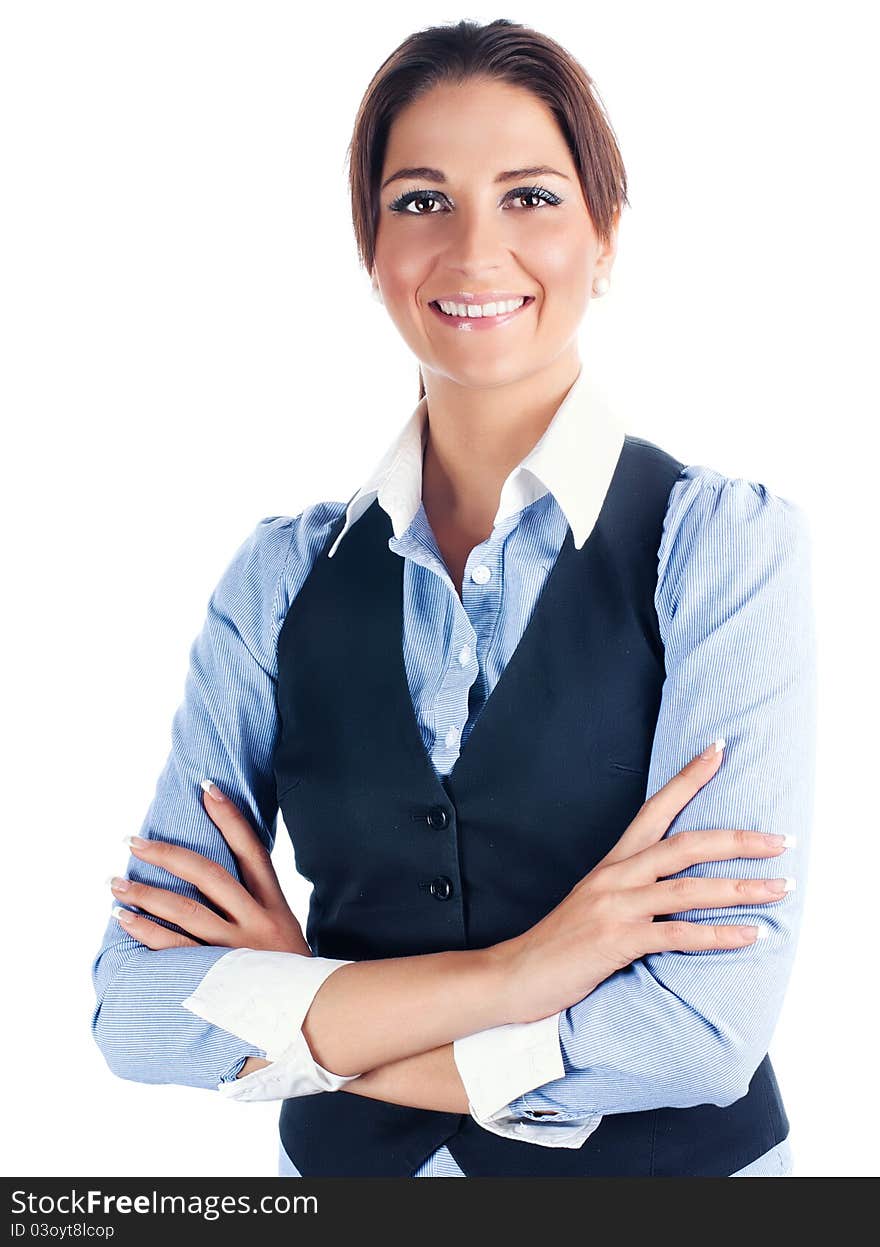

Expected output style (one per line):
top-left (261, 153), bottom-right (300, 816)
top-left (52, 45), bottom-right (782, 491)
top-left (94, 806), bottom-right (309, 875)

top-left (436, 297), bottom-right (526, 318)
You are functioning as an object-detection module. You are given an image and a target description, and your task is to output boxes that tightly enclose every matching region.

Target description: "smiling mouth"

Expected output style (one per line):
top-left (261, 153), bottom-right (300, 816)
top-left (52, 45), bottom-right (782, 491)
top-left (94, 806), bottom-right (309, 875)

top-left (427, 295), bottom-right (535, 329)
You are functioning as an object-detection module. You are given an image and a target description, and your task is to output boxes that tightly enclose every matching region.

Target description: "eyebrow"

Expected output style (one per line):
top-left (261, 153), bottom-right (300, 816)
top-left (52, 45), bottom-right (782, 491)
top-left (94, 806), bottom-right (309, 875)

top-left (380, 165), bottom-right (570, 191)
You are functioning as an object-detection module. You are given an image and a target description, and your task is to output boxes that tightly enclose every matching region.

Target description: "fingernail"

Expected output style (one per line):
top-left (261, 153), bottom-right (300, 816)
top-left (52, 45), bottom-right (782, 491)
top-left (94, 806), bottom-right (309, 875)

top-left (112, 904), bottom-right (135, 924)
top-left (699, 737), bottom-right (725, 760)
top-left (122, 835), bottom-right (147, 849)
top-left (767, 877), bottom-right (797, 893)
top-left (200, 778), bottom-right (226, 802)
top-left (106, 875), bottom-right (129, 892)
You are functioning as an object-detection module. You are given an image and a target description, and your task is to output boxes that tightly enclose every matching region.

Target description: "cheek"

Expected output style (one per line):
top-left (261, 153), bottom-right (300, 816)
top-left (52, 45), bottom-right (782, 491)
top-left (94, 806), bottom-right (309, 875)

top-left (516, 220), bottom-right (593, 299)
top-left (381, 260), bottom-right (429, 317)
top-left (379, 271), bottom-right (435, 348)
top-left (529, 231), bottom-right (590, 287)
top-left (375, 232), bottom-right (425, 285)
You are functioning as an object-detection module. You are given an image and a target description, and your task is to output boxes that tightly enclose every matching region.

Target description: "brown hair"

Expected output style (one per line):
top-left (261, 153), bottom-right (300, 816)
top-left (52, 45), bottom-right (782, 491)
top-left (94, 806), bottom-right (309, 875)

top-left (345, 18), bottom-right (630, 400)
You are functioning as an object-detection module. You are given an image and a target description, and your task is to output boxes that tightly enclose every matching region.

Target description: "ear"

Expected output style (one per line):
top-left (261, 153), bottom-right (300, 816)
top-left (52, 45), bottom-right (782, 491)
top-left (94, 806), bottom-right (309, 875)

top-left (594, 213), bottom-right (620, 282)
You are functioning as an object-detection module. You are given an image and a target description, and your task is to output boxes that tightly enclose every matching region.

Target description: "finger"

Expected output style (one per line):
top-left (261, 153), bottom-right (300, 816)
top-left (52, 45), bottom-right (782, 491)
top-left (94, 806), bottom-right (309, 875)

top-left (639, 827), bottom-right (790, 882)
top-left (600, 740), bottom-right (725, 867)
top-left (599, 826), bottom-right (787, 894)
top-left (627, 872), bottom-right (794, 920)
top-left (110, 876), bottom-right (234, 944)
top-left (200, 782), bottom-right (286, 909)
top-left (637, 918), bottom-right (762, 955)
top-left (111, 904), bottom-right (201, 950)
top-left (126, 834), bottom-right (262, 926)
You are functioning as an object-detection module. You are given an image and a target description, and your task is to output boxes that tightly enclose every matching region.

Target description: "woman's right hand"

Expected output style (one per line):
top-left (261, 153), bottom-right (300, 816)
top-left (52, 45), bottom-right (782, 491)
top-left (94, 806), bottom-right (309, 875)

top-left (494, 742), bottom-right (795, 1025)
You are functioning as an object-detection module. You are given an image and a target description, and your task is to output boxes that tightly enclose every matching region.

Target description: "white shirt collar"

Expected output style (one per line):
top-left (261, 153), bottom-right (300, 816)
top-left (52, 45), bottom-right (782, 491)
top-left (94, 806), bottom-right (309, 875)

top-left (327, 365), bottom-right (626, 558)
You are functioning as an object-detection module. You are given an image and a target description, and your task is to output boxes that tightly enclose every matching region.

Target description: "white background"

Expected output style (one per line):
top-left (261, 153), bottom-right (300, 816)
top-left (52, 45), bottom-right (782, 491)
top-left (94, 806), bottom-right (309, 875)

top-left (2, 1), bottom-right (877, 1178)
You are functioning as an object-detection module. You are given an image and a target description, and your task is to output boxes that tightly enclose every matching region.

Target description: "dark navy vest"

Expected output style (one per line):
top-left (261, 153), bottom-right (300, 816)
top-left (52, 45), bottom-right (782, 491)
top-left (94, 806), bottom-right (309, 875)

top-left (272, 434), bottom-right (789, 1177)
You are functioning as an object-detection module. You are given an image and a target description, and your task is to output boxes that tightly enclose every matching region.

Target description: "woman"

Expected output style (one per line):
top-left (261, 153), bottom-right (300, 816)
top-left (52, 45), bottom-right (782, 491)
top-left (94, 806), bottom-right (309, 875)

top-left (91, 19), bottom-right (814, 1178)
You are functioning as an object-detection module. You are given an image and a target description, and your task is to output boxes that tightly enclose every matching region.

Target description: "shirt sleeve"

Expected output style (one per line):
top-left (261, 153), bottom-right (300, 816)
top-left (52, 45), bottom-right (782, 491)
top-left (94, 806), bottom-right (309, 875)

top-left (90, 506), bottom-right (352, 1092)
top-left (181, 948), bottom-right (362, 1100)
top-left (453, 1014), bottom-right (602, 1147)
top-left (455, 466), bottom-right (817, 1142)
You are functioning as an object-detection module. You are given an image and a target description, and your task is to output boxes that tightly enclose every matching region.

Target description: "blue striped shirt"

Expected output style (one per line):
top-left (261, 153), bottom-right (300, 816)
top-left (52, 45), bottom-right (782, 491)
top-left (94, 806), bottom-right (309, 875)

top-left (91, 401), bottom-right (814, 1179)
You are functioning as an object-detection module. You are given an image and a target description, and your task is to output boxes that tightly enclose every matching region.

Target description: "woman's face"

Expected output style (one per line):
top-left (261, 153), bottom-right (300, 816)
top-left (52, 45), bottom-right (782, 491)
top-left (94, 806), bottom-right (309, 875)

top-left (372, 76), bottom-right (617, 390)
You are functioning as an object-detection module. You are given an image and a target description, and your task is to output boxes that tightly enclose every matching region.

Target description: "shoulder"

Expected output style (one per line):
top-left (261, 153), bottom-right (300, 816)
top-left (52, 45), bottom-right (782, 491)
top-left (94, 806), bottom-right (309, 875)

top-left (662, 462), bottom-right (811, 553)
top-left (236, 497), bottom-right (349, 584)
top-left (657, 464), bottom-right (812, 621)
top-left (212, 500), bottom-right (349, 636)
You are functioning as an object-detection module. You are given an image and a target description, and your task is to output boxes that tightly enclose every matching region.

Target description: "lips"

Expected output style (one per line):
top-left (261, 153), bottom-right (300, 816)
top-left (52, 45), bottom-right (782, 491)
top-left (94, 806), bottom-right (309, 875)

top-left (428, 295), bottom-right (535, 330)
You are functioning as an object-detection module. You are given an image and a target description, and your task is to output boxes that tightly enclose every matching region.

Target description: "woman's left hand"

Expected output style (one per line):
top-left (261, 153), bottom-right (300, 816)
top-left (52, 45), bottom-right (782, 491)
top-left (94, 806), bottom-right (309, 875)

top-left (109, 781), bottom-right (311, 956)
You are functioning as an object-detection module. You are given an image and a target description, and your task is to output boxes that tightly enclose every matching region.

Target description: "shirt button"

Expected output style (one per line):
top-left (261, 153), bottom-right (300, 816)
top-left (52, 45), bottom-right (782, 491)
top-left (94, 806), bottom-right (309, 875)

top-left (429, 876), bottom-right (454, 901)
top-left (458, 644), bottom-right (471, 666)
top-left (470, 564), bottom-right (492, 584)
top-left (444, 725), bottom-right (460, 748)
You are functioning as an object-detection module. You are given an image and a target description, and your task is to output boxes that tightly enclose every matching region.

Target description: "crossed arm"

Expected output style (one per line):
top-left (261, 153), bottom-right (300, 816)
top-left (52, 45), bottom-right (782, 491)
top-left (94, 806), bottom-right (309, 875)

top-left (92, 475), bottom-right (816, 1129)
top-left (235, 1038), bottom-right (472, 1113)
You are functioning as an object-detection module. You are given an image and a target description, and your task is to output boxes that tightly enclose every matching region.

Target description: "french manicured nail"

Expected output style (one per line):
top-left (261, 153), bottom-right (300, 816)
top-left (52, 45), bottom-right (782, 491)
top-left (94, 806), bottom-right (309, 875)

top-left (767, 877), bottom-right (797, 893)
top-left (122, 835), bottom-right (147, 849)
top-left (699, 737), bottom-right (725, 759)
top-left (106, 875), bottom-right (129, 892)
top-left (112, 904), bottom-right (135, 924)
top-left (200, 779), bottom-right (226, 802)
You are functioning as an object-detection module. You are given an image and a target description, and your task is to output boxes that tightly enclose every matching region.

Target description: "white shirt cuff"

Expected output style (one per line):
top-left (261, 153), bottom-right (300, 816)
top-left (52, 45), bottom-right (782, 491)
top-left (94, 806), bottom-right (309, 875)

top-left (215, 1034), bottom-right (360, 1102)
top-left (181, 947), bottom-right (361, 1101)
top-left (453, 1011), bottom-right (603, 1148)
top-left (467, 1103), bottom-right (604, 1148)
top-left (452, 1011), bottom-right (566, 1119)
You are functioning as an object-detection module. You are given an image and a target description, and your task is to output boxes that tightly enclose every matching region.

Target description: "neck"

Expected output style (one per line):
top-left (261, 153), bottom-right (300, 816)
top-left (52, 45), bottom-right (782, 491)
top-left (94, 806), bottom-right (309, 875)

top-left (420, 345), bottom-right (582, 538)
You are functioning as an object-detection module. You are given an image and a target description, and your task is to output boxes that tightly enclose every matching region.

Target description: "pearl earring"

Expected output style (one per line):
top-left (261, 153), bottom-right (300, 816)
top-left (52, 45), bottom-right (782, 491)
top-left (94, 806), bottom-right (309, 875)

top-left (372, 285), bottom-right (383, 303)
top-left (592, 277), bottom-right (610, 297)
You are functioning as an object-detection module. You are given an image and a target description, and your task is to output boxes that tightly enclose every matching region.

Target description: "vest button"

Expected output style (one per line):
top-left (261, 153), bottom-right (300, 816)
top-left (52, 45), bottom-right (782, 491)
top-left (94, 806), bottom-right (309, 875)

top-left (426, 806), bottom-right (449, 830)
top-left (429, 876), bottom-right (453, 900)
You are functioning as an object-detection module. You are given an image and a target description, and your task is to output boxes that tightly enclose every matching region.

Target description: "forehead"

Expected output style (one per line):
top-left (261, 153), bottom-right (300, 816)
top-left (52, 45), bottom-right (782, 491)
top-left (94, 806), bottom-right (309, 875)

top-left (382, 79), bottom-right (570, 175)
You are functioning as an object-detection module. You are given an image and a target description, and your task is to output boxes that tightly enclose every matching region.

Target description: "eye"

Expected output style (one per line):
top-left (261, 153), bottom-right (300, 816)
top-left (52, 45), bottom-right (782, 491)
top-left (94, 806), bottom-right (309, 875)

top-left (388, 190), bottom-right (446, 215)
top-left (387, 185), bottom-right (563, 214)
top-left (507, 185), bottom-right (562, 210)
